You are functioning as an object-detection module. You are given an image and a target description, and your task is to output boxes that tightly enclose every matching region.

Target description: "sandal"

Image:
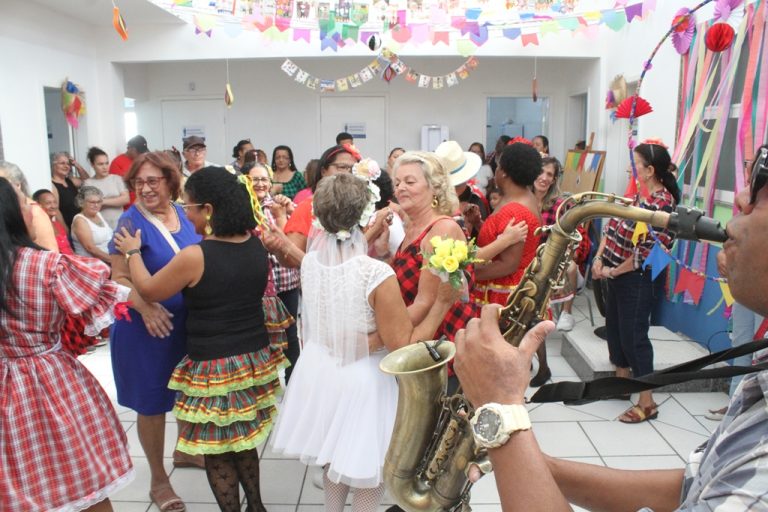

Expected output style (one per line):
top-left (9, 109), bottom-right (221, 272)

top-left (149, 483), bottom-right (186, 512)
top-left (618, 403), bottom-right (658, 424)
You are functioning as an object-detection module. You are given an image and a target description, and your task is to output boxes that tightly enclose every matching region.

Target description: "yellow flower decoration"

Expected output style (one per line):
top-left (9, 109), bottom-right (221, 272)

top-left (429, 254), bottom-right (444, 269)
top-left (430, 235), bottom-right (443, 249)
top-left (442, 256), bottom-right (459, 273)
top-left (451, 242), bottom-right (468, 261)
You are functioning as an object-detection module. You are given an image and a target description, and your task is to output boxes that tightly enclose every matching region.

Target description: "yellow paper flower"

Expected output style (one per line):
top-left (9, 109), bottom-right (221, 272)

top-left (429, 254), bottom-right (444, 269)
top-left (442, 256), bottom-right (459, 273)
top-left (430, 236), bottom-right (444, 249)
top-left (435, 242), bottom-right (452, 258)
top-left (451, 242), bottom-right (468, 261)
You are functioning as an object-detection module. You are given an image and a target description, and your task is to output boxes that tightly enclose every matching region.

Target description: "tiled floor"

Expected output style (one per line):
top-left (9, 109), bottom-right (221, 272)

top-left (78, 295), bottom-right (730, 512)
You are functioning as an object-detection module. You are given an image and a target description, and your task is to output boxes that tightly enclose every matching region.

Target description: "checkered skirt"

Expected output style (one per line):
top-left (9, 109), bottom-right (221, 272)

top-left (0, 351), bottom-right (133, 511)
top-left (0, 249), bottom-right (133, 511)
top-left (169, 344), bottom-right (288, 455)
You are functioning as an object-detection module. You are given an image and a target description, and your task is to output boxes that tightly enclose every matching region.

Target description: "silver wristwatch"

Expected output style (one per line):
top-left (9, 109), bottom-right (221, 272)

top-left (470, 402), bottom-right (531, 449)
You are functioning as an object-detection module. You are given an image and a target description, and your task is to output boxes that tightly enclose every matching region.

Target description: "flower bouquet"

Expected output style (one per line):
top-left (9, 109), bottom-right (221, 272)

top-left (422, 236), bottom-right (481, 302)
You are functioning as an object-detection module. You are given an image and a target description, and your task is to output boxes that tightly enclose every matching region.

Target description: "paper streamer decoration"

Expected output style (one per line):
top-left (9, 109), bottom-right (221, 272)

top-left (673, 267), bottom-right (706, 305)
top-left (280, 50), bottom-right (477, 92)
top-left (112, 4), bottom-right (128, 41)
top-left (61, 79), bottom-right (86, 129)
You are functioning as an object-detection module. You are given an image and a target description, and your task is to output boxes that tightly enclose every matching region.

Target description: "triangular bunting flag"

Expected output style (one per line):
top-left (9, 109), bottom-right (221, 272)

top-left (631, 221), bottom-right (648, 246)
top-left (719, 281), bottom-right (735, 307)
top-left (642, 241), bottom-right (672, 281)
top-left (673, 267), bottom-right (706, 305)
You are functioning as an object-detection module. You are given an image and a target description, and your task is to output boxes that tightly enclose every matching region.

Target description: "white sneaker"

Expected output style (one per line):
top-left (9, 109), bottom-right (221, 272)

top-left (312, 466), bottom-right (324, 489)
top-left (556, 312), bottom-right (575, 332)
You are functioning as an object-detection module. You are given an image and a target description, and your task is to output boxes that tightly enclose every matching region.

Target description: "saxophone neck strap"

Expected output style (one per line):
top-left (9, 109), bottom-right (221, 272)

top-left (530, 337), bottom-right (768, 405)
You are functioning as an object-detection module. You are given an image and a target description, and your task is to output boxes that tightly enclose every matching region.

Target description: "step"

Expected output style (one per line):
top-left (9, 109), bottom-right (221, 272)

top-left (559, 322), bottom-right (730, 393)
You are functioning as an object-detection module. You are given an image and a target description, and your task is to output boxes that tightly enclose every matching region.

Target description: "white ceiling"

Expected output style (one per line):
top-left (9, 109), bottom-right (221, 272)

top-left (29, 0), bottom-right (183, 27)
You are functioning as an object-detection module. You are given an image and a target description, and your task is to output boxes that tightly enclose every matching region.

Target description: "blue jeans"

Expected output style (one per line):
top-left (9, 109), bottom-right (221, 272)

top-left (729, 302), bottom-right (764, 396)
top-left (605, 270), bottom-right (659, 377)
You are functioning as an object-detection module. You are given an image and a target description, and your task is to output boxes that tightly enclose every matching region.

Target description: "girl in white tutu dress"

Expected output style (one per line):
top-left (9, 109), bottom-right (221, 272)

top-left (271, 173), bottom-right (457, 512)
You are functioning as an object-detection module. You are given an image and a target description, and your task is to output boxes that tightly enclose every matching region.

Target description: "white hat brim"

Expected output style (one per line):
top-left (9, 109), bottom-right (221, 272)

top-left (448, 152), bottom-right (483, 186)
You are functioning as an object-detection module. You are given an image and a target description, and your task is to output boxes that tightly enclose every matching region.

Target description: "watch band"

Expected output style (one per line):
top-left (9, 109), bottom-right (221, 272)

top-left (125, 249), bottom-right (141, 260)
top-left (471, 402), bottom-right (531, 449)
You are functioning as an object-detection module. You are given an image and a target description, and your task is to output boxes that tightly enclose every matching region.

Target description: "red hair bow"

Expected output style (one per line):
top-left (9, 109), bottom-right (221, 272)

top-left (341, 143), bottom-right (362, 162)
top-left (507, 137), bottom-right (533, 146)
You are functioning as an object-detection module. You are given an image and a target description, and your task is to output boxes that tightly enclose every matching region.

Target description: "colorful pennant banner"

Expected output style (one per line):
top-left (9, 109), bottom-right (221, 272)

top-left (281, 48), bottom-right (477, 92)
top-left (166, 0), bottom-right (656, 52)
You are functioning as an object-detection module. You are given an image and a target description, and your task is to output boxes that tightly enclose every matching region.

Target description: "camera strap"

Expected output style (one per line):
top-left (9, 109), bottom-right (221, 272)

top-left (530, 338), bottom-right (768, 405)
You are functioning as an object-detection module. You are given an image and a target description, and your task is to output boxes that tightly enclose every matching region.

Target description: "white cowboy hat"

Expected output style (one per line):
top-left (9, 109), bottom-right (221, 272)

top-left (435, 140), bottom-right (482, 186)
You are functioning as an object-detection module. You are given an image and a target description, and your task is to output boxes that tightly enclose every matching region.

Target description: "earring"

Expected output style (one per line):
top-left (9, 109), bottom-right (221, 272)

top-left (432, 196), bottom-right (439, 208)
top-left (204, 215), bottom-right (213, 236)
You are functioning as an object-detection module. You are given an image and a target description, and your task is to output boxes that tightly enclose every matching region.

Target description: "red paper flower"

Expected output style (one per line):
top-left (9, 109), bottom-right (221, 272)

top-left (705, 22), bottom-right (735, 52)
top-left (615, 96), bottom-right (653, 119)
top-left (507, 136), bottom-right (533, 146)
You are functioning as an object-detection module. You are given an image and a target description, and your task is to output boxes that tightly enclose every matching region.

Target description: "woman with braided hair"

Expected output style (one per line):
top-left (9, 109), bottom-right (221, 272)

top-left (114, 166), bottom-right (287, 512)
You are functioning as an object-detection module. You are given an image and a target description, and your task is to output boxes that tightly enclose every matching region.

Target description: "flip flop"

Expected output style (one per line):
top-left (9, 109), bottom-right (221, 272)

top-left (149, 484), bottom-right (186, 512)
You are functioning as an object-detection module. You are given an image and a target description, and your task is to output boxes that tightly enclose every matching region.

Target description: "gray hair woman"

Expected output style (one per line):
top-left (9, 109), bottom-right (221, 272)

top-left (71, 186), bottom-right (112, 263)
top-left (0, 160), bottom-right (58, 251)
top-left (271, 172), bottom-right (457, 512)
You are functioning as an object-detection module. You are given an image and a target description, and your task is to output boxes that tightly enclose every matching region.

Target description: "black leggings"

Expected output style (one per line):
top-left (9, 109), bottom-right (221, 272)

top-left (204, 448), bottom-right (266, 512)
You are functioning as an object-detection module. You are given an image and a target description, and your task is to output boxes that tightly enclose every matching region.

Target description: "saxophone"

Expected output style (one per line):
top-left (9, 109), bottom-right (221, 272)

top-left (379, 192), bottom-right (727, 512)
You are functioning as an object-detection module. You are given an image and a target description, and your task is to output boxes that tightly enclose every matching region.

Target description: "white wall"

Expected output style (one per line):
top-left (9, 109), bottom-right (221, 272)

top-left (0, 0), bottom-right (126, 193)
top-left (1, 0), bottom-right (720, 198)
top-left (124, 56), bottom-right (600, 171)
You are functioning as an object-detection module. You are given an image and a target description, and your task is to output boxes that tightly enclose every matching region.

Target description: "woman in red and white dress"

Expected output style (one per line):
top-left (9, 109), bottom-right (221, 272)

top-left (0, 177), bottom-right (133, 511)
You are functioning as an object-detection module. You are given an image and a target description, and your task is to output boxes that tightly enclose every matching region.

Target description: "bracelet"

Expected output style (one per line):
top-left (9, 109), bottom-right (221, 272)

top-left (125, 249), bottom-right (141, 260)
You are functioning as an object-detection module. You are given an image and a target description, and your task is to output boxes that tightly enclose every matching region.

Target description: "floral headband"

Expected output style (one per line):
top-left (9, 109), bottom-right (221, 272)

top-left (312, 157), bottom-right (382, 241)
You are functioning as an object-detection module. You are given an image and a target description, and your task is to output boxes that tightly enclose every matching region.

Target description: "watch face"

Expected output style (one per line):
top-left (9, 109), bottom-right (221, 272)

top-left (474, 408), bottom-right (501, 441)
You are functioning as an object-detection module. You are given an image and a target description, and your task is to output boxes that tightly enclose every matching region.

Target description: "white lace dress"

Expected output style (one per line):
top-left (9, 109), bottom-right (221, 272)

top-left (271, 253), bottom-right (397, 488)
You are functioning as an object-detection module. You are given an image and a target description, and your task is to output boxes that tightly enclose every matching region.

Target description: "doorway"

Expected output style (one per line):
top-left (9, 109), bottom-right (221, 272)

top-left (486, 97), bottom-right (549, 153)
top-left (320, 96), bottom-right (387, 164)
top-left (566, 92), bottom-right (588, 151)
top-left (161, 99), bottom-right (227, 165)
top-left (44, 86), bottom-right (75, 160)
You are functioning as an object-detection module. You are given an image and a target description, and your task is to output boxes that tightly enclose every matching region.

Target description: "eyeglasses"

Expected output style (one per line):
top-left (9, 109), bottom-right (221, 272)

top-left (179, 203), bottom-right (203, 210)
top-left (329, 163), bottom-right (354, 172)
top-left (130, 177), bottom-right (166, 189)
top-left (750, 147), bottom-right (768, 205)
top-left (85, 199), bottom-right (103, 205)
top-left (185, 147), bottom-right (206, 154)
top-left (250, 177), bottom-right (271, 184)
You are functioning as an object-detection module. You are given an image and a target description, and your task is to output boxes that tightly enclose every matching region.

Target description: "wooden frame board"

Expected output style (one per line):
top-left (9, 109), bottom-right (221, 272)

top-left (560, 149), bottom-right (606, 194)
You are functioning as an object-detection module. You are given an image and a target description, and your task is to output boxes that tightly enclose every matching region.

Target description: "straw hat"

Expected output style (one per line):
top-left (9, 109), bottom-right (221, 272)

top-left (435, 140), bottom-right (482, 186)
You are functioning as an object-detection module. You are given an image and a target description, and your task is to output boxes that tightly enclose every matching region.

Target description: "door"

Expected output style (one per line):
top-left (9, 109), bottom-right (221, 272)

top-left (320, 96), bottom-right (387, 164)
top-left (161, 99), bottom-right (227, 166)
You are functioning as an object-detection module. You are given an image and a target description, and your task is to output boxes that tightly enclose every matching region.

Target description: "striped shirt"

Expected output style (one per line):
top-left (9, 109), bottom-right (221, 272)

top-left (639, 370), bottom-right (768, 510)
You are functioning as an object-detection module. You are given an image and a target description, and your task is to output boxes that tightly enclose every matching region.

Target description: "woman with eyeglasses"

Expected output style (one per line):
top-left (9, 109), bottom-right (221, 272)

top-left (108, 151), bottom-right (202, 512)
top-left (270, 145), bottom-right (306, 200)
top-left (591, 141), bottom-right (680, 424)
top-left (246, 162), bottom-right (302, 382)
top-left (71, 186), bottom-right (113, 264)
